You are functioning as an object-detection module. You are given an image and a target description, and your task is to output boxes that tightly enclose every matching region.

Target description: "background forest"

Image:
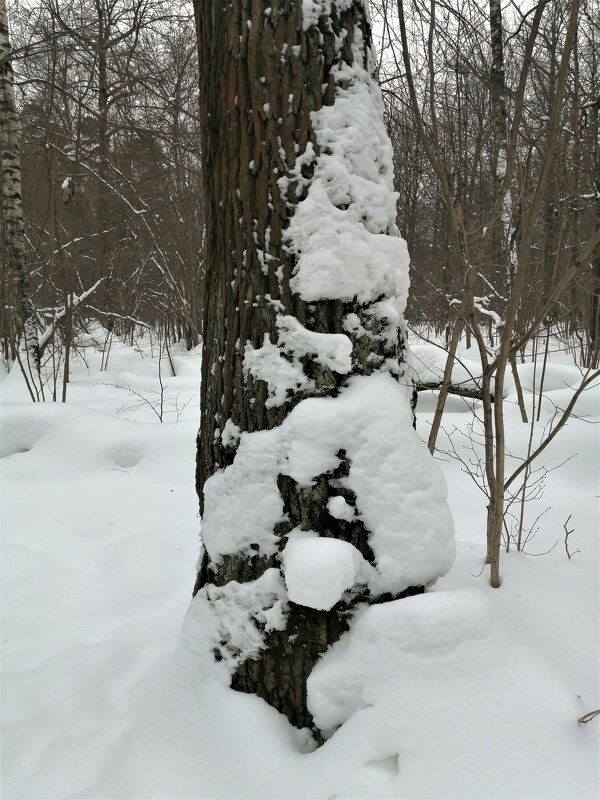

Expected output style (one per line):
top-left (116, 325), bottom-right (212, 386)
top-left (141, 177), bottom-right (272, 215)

top-left (3, 0), bottom-right (598, 370)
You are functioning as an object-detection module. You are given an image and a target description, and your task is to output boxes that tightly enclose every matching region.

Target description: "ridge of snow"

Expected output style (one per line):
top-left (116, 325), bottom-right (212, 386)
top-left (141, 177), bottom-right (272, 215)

top-left (243, 316), bottom-right (352, 406)
top-left (243, 334), bottom-right (313, 407)
top-left (277, 314), bottom-right (352, 373)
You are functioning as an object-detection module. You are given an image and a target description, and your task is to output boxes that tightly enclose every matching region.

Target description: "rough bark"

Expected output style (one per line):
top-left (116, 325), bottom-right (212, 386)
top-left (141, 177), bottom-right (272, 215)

top-left (193, 0), bottom-right (418, 734)
top-left (427, 316), bottom-right (464, 453)
top-left (0, 0), bottom-right (40, 376)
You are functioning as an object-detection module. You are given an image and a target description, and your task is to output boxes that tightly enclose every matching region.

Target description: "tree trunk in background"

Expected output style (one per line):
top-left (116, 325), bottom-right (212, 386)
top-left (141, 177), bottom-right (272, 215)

top-left (489, 0), bottom-right (518, 300)
top-left (193, 0), bottom-right (454, 735)
top-left (0, 0), bottom-right (40, 377)
top-left (96, 6), bottom-right (113, 324)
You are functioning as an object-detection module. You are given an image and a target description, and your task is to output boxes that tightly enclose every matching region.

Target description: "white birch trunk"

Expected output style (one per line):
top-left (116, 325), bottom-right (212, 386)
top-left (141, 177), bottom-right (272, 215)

top-left (0, 0), bottom-right (40, 376)
top-left (490, 0), bottom-right (516, 301)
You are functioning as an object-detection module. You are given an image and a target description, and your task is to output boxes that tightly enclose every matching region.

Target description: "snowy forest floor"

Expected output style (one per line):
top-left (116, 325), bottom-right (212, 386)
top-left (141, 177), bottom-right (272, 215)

top-left (1, 327), bottom-right (598, 799)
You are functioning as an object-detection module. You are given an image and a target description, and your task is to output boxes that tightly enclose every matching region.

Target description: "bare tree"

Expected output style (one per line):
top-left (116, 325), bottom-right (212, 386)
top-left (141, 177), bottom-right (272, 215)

top-left (3, 0), bottom-right (204, 385)
top-left (1, 0), bottom-right (41, 396)
top-left (390, 0), bottom-right (598, 586)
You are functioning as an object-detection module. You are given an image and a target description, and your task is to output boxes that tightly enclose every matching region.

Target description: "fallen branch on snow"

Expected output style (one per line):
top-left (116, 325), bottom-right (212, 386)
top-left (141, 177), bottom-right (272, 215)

top-left (38, 278), bottom-right (106, 355)
top-left (416, 381), bottom-right (493, 402)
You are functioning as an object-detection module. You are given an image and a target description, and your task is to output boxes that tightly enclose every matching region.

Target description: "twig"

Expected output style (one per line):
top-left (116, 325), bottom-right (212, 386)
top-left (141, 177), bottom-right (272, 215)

top-left (563, 515), bottom-right (579, 559)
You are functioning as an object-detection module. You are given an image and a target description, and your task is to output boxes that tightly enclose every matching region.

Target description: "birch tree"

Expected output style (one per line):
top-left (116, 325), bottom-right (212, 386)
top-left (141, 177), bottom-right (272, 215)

top-left (0, 0), bottom-right (40, 388)
top-left (192, 0), bottom-right (455, 736)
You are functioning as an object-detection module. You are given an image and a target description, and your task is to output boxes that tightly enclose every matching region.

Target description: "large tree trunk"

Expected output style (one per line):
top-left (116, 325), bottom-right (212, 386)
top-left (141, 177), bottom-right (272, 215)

top-left (0, 0), bottom-right (40, 377)
top-left (193, 0), bottom-right (455, 736)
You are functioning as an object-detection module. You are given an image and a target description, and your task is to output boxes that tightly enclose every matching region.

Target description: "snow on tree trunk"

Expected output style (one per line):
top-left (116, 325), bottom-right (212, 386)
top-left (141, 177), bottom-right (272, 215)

top-left (0, 0), bottom-right (40, 374)
top-left (193, 0), bottom-right (455, 736)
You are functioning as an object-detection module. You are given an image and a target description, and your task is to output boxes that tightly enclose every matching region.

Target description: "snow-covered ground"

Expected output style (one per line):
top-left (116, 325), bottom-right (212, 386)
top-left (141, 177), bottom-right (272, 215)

top-left (1, 329), bottom-right (598, 798)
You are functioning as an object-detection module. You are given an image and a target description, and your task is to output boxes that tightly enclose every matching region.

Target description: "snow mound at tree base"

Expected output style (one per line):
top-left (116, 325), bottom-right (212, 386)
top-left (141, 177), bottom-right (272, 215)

top-left (309, 588), bottom-right (596, 794)
top-left (98, 581), bottom-right (598, 799)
